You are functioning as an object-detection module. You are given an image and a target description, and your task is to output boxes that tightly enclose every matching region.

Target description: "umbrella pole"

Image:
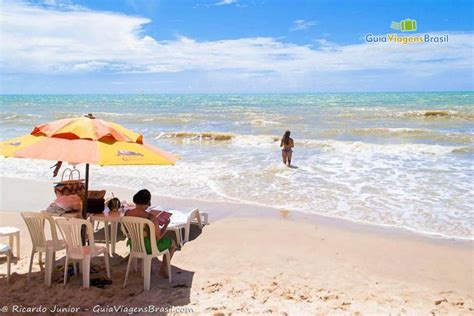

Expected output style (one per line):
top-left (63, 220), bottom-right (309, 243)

top-left (81, 164), bottom-right (89, 245)
top-left (83, 163), bottom-right (89, 219)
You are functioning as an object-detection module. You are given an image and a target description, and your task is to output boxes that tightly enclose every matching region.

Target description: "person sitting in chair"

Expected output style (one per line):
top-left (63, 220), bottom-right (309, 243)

top-left (125, 189), bottom-right (176, 278)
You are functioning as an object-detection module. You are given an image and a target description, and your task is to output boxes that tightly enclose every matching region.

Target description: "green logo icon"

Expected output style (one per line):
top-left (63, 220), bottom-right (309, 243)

top-left (390, 19), bottom-right (417, 32)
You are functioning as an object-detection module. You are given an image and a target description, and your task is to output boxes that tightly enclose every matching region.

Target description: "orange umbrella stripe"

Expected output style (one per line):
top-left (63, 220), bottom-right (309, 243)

top-left (1, 135), bottom-right (177, 166)
top-left (31, 116), bottom-right (143, 143)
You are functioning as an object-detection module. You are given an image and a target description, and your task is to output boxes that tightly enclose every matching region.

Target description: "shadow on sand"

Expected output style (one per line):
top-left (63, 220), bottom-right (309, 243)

top-left (0, 224), bottom-right (204, 312)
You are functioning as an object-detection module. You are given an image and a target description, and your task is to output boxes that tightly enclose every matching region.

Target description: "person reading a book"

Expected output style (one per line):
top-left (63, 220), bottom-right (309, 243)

top-left (125, 189), bottom-right (176, 278)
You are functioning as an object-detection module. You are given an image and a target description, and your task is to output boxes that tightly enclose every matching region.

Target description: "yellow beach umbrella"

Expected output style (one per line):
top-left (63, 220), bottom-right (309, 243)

top-left (0, 114), bottom-right (178, 218)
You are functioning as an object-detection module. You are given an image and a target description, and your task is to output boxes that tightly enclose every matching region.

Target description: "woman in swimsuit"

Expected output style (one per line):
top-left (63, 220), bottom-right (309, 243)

top-left (280, 130), bottom-right (294, 167)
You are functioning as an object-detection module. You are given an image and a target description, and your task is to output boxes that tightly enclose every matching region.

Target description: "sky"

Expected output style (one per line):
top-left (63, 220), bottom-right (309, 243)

top-left (0, 0), bottom-right (473, 93)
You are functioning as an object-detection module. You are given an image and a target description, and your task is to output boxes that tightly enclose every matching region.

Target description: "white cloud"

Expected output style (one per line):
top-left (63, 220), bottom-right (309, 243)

top-left (42, 0), bottom-right (58, 6)
top-left (290, 19), bottom-right (318, 31)
top-left (213, 0), bottom-right (237, 6)
top-left (41, 0), bottom-right (83, 10)
top-left (0, 0), bottom-right (472, 83)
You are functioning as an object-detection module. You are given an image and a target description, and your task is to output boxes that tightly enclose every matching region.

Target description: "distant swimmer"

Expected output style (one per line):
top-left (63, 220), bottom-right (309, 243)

top-left (280, 130), bottom-right (294, 167)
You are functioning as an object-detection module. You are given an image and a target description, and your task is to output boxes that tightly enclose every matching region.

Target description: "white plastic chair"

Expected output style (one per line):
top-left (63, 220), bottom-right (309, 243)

top-left (0, 244), bottom-right (12, 283)
top-left (169, 209), bottom-right (207, 247)
top-left (200, 211), bottom-right (209, 226)
top-left (184, 208), bottom-right (203, 244)
top-left (55, 218), bottom-right (110, 289)
top-left (21, 212), bottom-right (66, 287)
top-left (121, 216), bottom-right (172, 291)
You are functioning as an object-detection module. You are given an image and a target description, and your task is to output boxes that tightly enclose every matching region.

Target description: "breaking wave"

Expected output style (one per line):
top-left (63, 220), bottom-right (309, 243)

top-left (153, 130), bottom-right (468, 156)
top-left (320, 128), bottom-right (474, 144)
top-left (338, 109), bottom-right (474, 121)
top-left (155, 131), bottom-right (236, 141)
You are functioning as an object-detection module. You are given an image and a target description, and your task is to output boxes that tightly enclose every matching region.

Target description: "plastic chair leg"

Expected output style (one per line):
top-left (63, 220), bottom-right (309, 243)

top-left (45, 249), bottom-right (53, 287)
top-left (133, 257), bottom-right (138, 273)
top-left (9, 235), bottom-right (13, 257)
top-left (123, 255), bottom-right (133, 288)
top-left (6, 250), bottom-right (11, 283)
top-left (143, 257), bottom-right (152, 291)
top-left (104, 252), bottom-right (111, 279)
top-left (27, 250), bottom-right (34, 282)
top-left (166, 252), bottom-right (172, 284)
top-left (63, 255), bottom-right (69, 286)
top-left (174, 229), bottom-right (182, 248)
top-left (201, 212), bottom-right (208, 226)
top-left (73, 260), bottom-right (78, 275)
top-left (111, 222), bottom-right (117, 255)
top-left (93, 219), bottom-right (99, 232)
top-left (15, 232), bottom-right (20, 260)
top-left (82, 255), bottom-right (91, 289)
top-left (103, 221), bottom-right (110, 255)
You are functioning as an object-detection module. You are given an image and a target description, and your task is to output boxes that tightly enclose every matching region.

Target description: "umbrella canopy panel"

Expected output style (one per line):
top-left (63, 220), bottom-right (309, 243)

top-left (31, 116), bottom-right (144, 143)
top-left (1, 115), bottom-right (177, 166)
top-left (0, 135), bottom-right (177, 166)
top-left (1, 134), bottom-right (177, 166)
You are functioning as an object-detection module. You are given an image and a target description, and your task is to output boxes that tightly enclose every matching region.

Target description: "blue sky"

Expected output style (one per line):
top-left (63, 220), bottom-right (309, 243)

top-left (1, 0), bottom-right (473, 93)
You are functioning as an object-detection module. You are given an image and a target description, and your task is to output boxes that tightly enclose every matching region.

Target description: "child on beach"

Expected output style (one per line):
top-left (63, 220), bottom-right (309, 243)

top-left (125, 189), bottom-right (176, 278)
top-left (280, 130), bottom-right (294, 167)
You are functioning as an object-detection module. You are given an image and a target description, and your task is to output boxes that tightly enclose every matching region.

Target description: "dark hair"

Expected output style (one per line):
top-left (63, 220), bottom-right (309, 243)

top-left (107, 197), bottom-right (121, 211)
top-left (282, 130), bottom-right (291, 145)
top-left (133, 189), bottom-right (151, 205)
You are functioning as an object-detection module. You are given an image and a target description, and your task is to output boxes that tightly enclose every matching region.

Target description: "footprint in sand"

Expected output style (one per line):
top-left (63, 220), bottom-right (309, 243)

top-left (228, 287), bottom-right (243, 295)
top-left (320, 294), bottom-right (339, 301)
top-left (299, 293), bottom-right (310, 302)
top-left (435, 298), bottom-right (448, 305)
top-left (283, 292), bottom-right (295, 300)
top-left (204, 282), bottom-right (223, 293)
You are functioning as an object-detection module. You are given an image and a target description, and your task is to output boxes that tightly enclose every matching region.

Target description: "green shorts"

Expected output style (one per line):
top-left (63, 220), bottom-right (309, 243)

top-left (127, 236), bottom-right (172, 254)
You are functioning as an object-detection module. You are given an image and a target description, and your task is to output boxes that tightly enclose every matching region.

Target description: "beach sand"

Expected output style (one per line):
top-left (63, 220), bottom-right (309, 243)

top-left (0, 177), bottom-right (472, 315)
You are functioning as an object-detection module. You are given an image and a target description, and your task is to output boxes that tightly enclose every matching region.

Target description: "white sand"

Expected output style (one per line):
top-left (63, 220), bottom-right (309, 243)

top-left (0, 177), bottom-right (472, 315)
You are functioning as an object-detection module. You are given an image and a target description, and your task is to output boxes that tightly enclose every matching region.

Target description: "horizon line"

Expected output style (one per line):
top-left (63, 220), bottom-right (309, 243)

top-left (1, 90), bottom-right (473, 96)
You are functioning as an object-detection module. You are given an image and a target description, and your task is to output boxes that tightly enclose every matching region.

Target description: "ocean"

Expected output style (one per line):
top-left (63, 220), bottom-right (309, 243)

top-left (1, 93), bottom-right (473, 239)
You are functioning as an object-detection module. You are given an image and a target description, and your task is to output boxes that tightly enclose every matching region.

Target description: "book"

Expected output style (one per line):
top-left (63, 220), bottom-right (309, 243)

top-left (148, 209), bottom-right (172, 225)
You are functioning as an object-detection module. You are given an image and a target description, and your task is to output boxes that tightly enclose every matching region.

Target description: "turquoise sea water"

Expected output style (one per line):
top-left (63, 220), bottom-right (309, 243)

top-left (1, 93), bottom-right (473, 239)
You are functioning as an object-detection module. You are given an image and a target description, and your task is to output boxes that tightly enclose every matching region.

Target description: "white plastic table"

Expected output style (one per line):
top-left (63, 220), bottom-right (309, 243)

top-left (0, 227), bottom-right (20, 260)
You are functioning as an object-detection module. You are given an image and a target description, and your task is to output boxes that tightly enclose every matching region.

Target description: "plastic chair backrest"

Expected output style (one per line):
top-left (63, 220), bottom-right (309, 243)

top-left (21, 212), bottom-right (61, 250)
top-left (121, 216), bottom-right (157, 256)
top-left (56, 218), bottom-right (95, 257)
top-left (185, 209), bottom-right (202, 242)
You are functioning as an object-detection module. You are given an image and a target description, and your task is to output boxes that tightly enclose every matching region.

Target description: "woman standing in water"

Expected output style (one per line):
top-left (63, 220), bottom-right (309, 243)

top-left (280, 130), bottom-right (294, 167)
